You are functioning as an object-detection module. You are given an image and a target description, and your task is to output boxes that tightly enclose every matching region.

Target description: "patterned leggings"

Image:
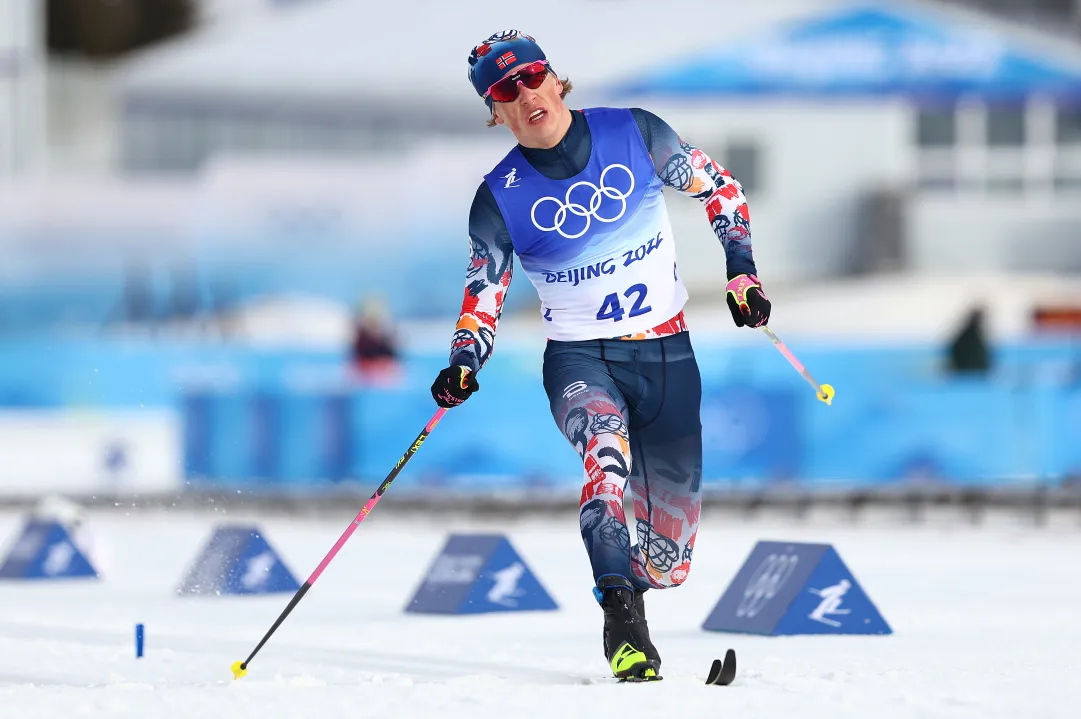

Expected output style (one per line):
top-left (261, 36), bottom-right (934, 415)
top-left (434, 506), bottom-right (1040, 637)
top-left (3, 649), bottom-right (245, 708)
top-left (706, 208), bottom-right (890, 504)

top-left (543, 332), bottom-right (703, 591)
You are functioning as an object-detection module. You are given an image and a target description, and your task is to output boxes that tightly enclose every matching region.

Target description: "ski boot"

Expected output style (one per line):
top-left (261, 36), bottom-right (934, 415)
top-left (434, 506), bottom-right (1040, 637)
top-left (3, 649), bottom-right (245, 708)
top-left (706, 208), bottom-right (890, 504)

top-left (595, 577), bottom-right (661, 682)
top-left (632, 588), bottom-right (661, 668)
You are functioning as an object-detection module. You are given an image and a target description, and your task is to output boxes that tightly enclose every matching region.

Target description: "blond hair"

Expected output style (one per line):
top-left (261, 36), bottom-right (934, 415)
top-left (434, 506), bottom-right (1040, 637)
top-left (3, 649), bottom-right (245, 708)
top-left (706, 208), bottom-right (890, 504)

top-left (486, 76), bottom-right (573, 128)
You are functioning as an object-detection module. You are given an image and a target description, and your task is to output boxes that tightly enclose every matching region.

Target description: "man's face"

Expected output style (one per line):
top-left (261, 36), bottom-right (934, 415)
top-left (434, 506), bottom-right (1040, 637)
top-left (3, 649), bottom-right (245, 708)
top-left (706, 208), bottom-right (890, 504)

top-left (491, 64), bottom-right (568, 149)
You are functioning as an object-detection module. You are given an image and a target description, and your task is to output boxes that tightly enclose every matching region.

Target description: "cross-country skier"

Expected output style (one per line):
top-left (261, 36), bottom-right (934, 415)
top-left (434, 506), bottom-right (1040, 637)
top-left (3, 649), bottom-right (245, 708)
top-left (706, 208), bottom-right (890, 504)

top-left (430, 30), bottom-right (770, 681)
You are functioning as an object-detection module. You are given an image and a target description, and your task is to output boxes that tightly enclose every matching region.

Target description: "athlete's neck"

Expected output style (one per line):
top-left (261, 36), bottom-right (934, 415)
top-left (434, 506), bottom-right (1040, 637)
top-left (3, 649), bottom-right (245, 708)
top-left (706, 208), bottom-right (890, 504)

top-left (518, 110), bottom-right (590, 181)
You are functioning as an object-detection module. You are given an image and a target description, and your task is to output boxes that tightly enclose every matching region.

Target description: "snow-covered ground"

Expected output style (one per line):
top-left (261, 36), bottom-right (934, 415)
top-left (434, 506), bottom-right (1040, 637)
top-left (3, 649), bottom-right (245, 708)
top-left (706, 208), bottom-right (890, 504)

top-left (0, 508), bottom-right (1078, 718)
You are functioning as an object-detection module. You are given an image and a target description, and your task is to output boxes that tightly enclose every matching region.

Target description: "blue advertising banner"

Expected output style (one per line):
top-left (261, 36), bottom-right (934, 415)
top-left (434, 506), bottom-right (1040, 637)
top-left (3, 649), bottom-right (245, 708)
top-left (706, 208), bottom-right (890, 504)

top-left (701, 386), bottom-right (800, 482)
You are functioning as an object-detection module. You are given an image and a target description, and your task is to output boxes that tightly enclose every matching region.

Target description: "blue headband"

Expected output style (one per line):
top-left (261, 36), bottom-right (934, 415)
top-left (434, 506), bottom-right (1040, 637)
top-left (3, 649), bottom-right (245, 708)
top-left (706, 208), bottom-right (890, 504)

top-left (468, 30), bottom-right (549, 109)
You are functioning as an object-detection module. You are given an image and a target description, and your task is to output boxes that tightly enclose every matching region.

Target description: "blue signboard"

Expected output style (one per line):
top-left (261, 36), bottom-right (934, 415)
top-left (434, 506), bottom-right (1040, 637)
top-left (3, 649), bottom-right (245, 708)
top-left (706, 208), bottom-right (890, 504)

top-left (703, 540), bottom-right (891, 635)
top-left (405, 534), bottom-right (558, 615)
top-left (177, 525), bottom-right (300, 596)
top-left (0, 520), bottom-right (98, 580)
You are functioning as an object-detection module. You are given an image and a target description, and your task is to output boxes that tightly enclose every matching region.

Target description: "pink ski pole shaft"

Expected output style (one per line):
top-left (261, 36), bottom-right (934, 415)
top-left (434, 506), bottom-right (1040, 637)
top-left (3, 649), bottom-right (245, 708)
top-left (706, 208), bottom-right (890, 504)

top-left (231, 407), bottom-right (449, 679)
top-left (759, 326), bottom-right (835, 405)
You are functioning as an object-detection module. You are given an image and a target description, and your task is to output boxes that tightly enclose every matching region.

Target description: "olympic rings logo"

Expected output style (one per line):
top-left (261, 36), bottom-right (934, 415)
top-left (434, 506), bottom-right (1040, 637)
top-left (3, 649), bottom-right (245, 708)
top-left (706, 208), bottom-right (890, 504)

top-left (531, 164), bottom-right (635, 239)
top-left (736, 553), bottom-right (800, 618)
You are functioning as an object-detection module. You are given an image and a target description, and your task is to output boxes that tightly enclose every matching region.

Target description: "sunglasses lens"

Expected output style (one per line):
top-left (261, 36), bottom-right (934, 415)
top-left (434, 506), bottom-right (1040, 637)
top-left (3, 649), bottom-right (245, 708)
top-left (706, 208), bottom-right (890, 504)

top-left (489, 77), bottom-right (519, 102)
top-left (519, 69), bottom-right (548, 90)
top-left (487, 62), bottom-right (549, 102)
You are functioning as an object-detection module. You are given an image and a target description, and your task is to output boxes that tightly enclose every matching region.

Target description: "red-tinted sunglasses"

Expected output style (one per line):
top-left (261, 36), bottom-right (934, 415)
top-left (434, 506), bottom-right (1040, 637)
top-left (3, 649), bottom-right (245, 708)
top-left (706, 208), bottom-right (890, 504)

top-left (484, 60), bottom-right (551, 103)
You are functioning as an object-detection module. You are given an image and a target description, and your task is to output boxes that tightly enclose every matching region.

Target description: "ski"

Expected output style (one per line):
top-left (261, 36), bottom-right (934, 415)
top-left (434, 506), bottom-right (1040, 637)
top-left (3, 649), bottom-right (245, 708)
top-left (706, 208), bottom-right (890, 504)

top-left (704, 648), bottom-right (737, 686)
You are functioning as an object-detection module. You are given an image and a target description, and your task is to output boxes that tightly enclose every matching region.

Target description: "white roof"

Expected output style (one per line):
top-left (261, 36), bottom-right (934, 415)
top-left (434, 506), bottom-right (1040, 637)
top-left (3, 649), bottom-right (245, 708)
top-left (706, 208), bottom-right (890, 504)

top-left (119, 0), bottom-right (820, 111)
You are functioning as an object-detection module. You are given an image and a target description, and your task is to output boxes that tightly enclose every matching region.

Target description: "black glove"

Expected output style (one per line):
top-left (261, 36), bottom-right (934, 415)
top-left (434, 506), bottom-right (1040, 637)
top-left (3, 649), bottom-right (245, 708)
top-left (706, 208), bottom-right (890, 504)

top-left (431, 365), bottom-right (479, 408)
top-left (726, 273), bottom-right (771, 328)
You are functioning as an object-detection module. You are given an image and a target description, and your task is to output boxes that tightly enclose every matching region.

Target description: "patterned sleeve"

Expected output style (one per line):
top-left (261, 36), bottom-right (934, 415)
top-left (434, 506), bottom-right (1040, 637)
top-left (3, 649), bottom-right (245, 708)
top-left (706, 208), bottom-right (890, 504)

top-left (630, 108), bottom-right (757, 280)
top-left (447, 182), bottom-right (515, 373)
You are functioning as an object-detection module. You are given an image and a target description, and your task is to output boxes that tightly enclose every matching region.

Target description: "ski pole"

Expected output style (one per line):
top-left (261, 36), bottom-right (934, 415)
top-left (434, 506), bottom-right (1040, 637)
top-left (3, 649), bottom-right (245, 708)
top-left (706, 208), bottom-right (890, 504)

top-left (759, 326), bottom-right (835, 405)
top-left (231, 407), bottom-right (449, 679)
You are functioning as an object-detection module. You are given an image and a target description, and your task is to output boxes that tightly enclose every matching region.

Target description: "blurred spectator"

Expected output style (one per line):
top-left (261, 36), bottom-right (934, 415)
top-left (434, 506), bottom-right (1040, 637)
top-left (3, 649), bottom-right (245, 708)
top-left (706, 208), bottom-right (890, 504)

top-left (1033, 305), bottom-right (1081, 333)
top-left (947, 306), bottom-right (992, 375)
top-left (350, 296), bottom-right (402, 385)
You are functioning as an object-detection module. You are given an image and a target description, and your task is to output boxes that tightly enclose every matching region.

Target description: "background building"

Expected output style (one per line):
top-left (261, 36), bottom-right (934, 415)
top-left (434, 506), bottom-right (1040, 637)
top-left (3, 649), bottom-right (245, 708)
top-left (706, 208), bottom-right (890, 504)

top-left (1, 0), bottom-right (1080, 496)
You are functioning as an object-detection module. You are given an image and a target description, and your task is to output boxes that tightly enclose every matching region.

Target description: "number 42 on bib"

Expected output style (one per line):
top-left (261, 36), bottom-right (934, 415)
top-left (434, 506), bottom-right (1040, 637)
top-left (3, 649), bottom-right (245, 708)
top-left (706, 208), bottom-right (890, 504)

top-left (596, 283), bottom-right (652, 323)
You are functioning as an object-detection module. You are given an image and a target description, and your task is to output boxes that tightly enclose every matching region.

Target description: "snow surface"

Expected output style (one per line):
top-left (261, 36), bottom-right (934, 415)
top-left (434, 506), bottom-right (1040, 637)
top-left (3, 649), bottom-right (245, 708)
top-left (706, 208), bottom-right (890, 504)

top-left (0, 508), bottom-right (1078, 718)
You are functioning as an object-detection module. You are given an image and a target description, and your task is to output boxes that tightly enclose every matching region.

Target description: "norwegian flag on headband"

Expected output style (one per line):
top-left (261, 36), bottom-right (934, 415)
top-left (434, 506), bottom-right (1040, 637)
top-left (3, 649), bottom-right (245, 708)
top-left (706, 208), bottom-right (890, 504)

top-left (496, 51), bottom-right (516, 69)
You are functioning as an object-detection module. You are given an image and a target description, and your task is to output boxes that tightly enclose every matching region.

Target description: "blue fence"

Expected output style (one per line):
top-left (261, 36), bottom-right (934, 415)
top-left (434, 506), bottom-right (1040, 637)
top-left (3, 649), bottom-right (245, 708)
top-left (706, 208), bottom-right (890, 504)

top-left (0, 229), bottom-right (525, 333)
top-left (1, 336), bottom-right (1080, 491)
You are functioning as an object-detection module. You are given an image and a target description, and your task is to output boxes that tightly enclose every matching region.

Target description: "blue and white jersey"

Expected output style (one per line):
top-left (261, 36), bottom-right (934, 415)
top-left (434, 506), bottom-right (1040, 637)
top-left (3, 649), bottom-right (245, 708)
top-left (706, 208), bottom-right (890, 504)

top-left (484, 108), bottom-right (688, 341)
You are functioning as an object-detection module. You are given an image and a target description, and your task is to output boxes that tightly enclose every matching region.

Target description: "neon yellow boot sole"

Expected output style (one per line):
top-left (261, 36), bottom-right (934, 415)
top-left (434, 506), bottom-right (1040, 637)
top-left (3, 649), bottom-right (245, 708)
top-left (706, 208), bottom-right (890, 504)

top-left (610, 642), bottom-right (662, 681)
